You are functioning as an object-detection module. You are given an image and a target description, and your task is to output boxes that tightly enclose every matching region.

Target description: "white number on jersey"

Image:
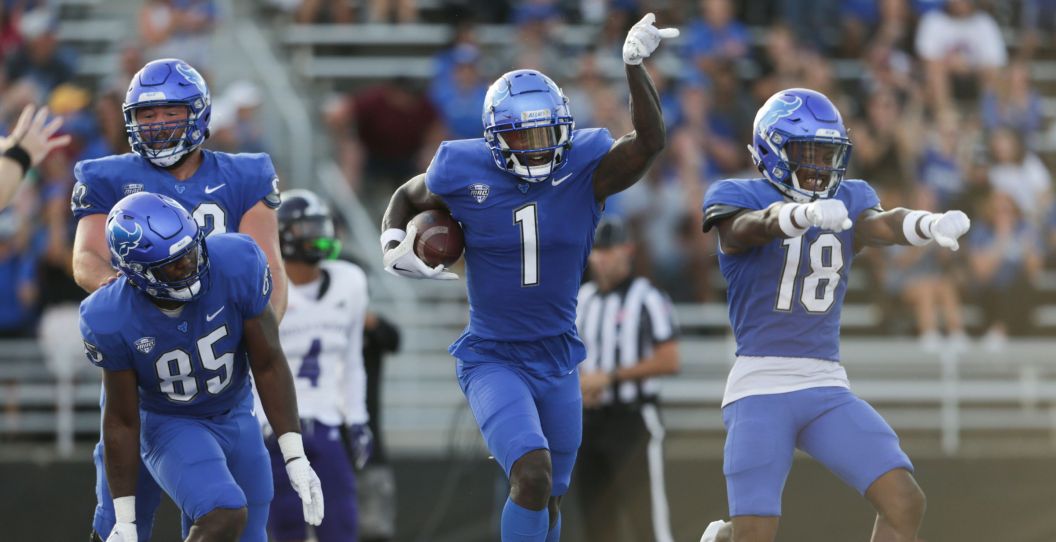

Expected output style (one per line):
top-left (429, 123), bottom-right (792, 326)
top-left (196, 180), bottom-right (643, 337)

top-left (192, 202), bottom-right (227, 236)
top-left (155, 325), bottom-right (235, 402)
top-left (514, 203), bottom-right (540, 287)
top-left (775, 234), bottom-right (844, 313)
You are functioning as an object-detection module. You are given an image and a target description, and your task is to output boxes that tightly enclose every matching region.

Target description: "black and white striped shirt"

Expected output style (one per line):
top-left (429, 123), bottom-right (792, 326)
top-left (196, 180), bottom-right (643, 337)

top-left (576, 276), bottom-right (679, 406)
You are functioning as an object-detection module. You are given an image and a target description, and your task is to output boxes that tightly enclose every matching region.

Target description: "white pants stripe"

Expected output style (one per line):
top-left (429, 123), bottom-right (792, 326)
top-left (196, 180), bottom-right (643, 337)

top-left (641, 403), bottom-right (674, 542)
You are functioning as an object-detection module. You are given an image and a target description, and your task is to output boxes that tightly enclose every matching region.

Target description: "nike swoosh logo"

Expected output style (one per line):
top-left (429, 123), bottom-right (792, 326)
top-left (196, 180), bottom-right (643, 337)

top-left (392, 264), bottom-right (412, 273)
top-left (551, 173), bottom-right (573, 187)
top-left (206, 306), bottom-right (225, 322)
top-left (204, 184), bottom-right (226, 194)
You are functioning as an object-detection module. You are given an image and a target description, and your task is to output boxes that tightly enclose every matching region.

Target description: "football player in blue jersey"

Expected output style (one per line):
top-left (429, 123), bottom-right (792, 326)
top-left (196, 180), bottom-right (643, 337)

top-left (379, 13), bottom-right (678, 542)
top-left (699, 88), bottom-right (971, 542)
top-left (80, 192), bottom-right (322, 542)
top-left (69, 58), bottom-right (289, 542)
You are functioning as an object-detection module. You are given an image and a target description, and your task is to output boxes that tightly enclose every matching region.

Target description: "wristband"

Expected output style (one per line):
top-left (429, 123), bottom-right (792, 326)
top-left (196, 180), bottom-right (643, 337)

top-left (902, 210), bottom-right (935, 246)
top-left (278, 432), bottom-right (306, 464)
top-left (379, 228), bottom-right (406, 251)
top-left (113, 495), bottom-right (136, 524)
top-left (3, 143), bottom-right (31, 176)
top-left (778, 203), bottom-right (809, 237)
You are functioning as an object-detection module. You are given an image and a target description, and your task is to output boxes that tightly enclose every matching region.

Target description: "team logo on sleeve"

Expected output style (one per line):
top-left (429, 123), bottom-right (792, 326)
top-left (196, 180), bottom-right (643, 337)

top-left (469, 183), bottom-right (490, 204)
top-left (262, 266), bottom-right (273, 296)
top-left (174, 184), bottom-right (186, 194)
top-left (83, 341), bottom-right (103, 365)
top-left (71, 183), bottom-right (90, 211)
top-left (265, 177), bottom-right (282, 207)
top-left (134, 337), bottom-right (156, 354)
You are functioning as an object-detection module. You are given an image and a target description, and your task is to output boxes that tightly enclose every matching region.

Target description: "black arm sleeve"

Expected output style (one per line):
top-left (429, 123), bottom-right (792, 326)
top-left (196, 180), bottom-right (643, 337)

top-left (702, 204), bottom-right (744, 233)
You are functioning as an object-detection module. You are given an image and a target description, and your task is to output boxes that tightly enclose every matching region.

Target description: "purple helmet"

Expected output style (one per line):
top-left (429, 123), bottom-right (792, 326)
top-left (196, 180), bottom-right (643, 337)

top-left (748, 88), bottom-right (852, 201)
top-left (123, 59), bottom-right (211, 168)
top-left (106, 192), bottom-right (209, 302)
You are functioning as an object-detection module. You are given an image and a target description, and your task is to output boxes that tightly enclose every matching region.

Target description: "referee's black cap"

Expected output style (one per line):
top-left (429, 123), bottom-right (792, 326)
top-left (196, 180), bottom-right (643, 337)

top-left (594, 216), bottom-right (630, 248)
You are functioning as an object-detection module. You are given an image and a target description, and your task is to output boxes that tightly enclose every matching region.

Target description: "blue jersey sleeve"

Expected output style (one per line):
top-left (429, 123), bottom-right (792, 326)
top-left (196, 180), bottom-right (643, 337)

top-left (236, 153), bottom-right (282, 210)
top-left (212, 234), bottom-right (273, 319)
top-left (576, 128), bottom-right (615, 174)
top-left (841, 179), bottom-right (882, 218)
top-left (424, 141), bottom-right (455, 199)
top-left (227, 153), bottom-right (283, 212)
top-left (703, 179), bottom-right (765, 211)
top-left (71, 159), bottom-right (118, 219)
top-left (79, 299), bottom-right (133, 372)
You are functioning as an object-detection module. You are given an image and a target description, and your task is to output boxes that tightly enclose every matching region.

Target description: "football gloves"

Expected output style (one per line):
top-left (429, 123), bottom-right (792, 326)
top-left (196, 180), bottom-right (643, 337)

top-left (105, 522), bottom-right (137, 542)
top-left (784, 199), bottom-right (852, 235)
top-left (381, 223), bottom-right (458, 280)
top-left (278, 433), bottom-right (325, 526)
top-left (622, 13), bottom-right (679, 66)
top-left (928, 210), bottom-right (971, 251)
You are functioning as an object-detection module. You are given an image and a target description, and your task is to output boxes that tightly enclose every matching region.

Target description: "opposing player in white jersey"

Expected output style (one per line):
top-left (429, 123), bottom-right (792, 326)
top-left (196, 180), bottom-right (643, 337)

top-left (265, 189), bottom-right (372, 542)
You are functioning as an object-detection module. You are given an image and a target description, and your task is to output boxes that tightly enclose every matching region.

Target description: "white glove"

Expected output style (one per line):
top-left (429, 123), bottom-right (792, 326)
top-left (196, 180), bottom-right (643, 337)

top-left (382, 224), bottom-right (459, 280)
top-left (622, 13), bottom-right (679, 65)
top-left (928, 210), bottom-right (971, 251)
top-left (279, 433), bottom-right (325, 526)
top-left (105, 523), bottom-right (137, 542)
top-left (700, 519), bottom-right (732, 542)
top-left (796, 199), bottom-right (852, 232)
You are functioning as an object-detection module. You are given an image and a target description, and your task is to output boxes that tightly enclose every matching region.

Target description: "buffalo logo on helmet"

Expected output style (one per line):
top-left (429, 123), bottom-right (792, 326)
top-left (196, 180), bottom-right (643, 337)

top-left (175, 62), bottom-right (208, 97)
top-left (758, 95), bottom-right (803, 133)
top-left (109, 222), bottom-right (143, 260)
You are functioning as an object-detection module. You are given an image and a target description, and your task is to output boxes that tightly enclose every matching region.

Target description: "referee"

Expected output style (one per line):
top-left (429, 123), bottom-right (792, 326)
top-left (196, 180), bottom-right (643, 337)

top-left (573, 216), bottom-right (680, 542)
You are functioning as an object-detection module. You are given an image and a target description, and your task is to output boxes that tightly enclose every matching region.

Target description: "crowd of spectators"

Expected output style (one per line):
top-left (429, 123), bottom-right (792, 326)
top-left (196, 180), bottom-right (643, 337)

top-left (312, 0), bottom-right (1056, 349)
top-left (4, 0), bottom-right (1056, 352)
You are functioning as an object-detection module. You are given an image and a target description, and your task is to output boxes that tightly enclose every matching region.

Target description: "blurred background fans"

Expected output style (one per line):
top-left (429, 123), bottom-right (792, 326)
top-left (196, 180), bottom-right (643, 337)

top-left (5, 0), bottom-right (1056, 540)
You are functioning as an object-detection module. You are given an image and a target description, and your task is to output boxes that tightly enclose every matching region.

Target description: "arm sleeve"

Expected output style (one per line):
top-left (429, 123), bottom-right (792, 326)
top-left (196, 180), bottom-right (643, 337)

top-left (701, 179), bottom-right (757, 231)
top-left (244, 154), bottom-right (282, 210)
top-left (424, 143), bottom-right (451, 197)
top-left (850, 180), bottom-right (882, 218)
top-left (583, 128), bottom-right (616, 171)
top-left (233, 235), bottom-right (274, 319)
top-left (80, 306), bottom-right (134, 372)
top-left (71, 161), bottom-right (115, 219)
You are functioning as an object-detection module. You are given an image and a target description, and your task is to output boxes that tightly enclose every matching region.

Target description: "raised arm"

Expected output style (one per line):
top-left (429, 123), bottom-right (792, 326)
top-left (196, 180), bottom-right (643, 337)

top-left (244, 304), bottom-right (324, 526)
top-left (592, 14), bottom-right (678, 202)
top-left (101, 368), bottom-right (140, 541)
top-left (240, 201), bottom-right (288, 320)
top-left (0, 104), bottom-right (71, 208)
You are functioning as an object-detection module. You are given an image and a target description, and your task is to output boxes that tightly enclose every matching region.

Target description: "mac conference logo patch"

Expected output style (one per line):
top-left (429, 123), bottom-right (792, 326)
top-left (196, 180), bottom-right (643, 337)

top-left (135, 337), bottom-right (156, 354)
top-left (469, 183), bottom-right (490, 204)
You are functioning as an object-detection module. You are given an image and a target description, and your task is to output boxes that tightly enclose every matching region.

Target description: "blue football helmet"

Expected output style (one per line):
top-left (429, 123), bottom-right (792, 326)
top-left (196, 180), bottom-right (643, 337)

top-left (123, 59), bottom-right (211, 168)
top-left (482, 69), bottom-right (574, 181)
top-left (748, 88), bottom-right (852, 201)
top-left (106, 192), bottom-right (210, 302)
